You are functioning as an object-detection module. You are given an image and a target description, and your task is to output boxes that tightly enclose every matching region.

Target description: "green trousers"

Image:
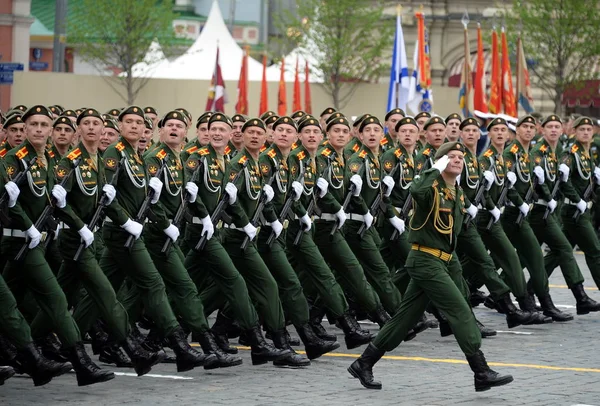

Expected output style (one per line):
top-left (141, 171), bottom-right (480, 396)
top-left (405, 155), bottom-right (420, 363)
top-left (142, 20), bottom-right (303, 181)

top-left (457, 219), bottom-right (511, 300)
top-left (528, 205), bottom-right (584, 287)
top-left (500, 206), bottom-right (550, 298)
top-left (221, 228), bottom-right (285, 333)
top-left (342, 220), bottom-right (402, 315)
top-left (0, 273), bottom-right (34, 348)
top-left (257, 227), bottom-right (310, 326)
top-left (473, 211), bottom-right (528, 299)
top-left (379, 220), bottom-right (411, 277)
top-left (1, 237), bottom-right (80, 347)
top-left (545, 206), bottom-right (600, 289)
top-left (373, 250), bottom-right (481, 356)
top-left (73, 224), bottom-right (179, 338)
top-left (30, 229), bottom-right (130, 341)
top-left (184, 227), bottom-right (258, 330)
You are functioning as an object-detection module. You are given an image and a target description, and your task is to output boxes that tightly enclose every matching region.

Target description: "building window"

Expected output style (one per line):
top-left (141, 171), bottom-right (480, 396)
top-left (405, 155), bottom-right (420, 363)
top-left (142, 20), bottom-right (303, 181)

top-left (248, 29), bottom-right (257, 39)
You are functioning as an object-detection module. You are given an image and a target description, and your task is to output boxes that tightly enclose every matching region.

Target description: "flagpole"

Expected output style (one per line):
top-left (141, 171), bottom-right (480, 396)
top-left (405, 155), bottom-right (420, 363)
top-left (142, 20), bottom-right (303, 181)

top-left (394, 4), bottom-right (402, 109)
top-left (461, 11), bottom-right (470, 117)
top-left (515, 35), bottom-right (521, 115)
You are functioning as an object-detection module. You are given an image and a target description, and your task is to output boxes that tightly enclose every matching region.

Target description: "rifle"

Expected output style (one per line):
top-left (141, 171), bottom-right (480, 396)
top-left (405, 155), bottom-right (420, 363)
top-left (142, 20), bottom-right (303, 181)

top-left (572, 181), bottom-right (594, 223)
top-left (357, 160), bottom-right (400, 238)
top-left (15, 157), bottom-right (82, 261)
top-left (240, 169), bottom-right (277, 251)
top-left (161, 159), bottom-right (203, 253)
top-left (515, 177), bottom-right (539, 227)
top-left (73, 157), bottom-right (124, 261)
top-left (463, 180), bottom-right (487, 229)
top-left (124, 157), bottom-right (168, 250)
top-left (0, 156), bottom-right (38, 208)
top-left (330, 160), bottom-right (365, 236)
top-left (194, 160), bottom-right (248, 252)
top-left (543, 177), bottom-right (562, 221)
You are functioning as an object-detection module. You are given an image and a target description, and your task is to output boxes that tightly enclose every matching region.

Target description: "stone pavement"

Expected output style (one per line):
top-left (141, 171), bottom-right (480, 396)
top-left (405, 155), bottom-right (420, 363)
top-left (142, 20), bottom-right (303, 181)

top-left (2, 253), bottom-right (600, 406)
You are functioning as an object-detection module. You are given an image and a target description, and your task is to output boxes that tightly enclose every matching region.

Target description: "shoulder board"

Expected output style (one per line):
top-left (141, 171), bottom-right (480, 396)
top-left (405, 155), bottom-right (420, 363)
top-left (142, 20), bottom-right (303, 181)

top-left (297, 151), bottom-right (306, 161)
top-left (422, 148), bottom-right (431, 156)
top-left (380, 137), bottom-right (388, 146)
top-left (358, 150), bottom-right (368, 159)
top-left (510, 144), bottom-right (519, 154)
top-left (394, 149), bottom-right (403, 158)
top-left (198, 147), bottom-right (210, 156)
top-left (432, 180), bottom-right (439, 188)
top-left (48, 150), bottom-right (55, 159)
top-left (259, 145), bottom-right (267, 153)
top-left (156, 149), bottom-right (167, 160)
top-left (321, 148), bottom-right (332, 157)
top-left (238, 155), bottom-right (248, 165)
top-left (267, 149), bottom-right (277, 159)
top-left (483, 149), bottom-right (494, 158)
top-left (116, 142), bottom-right (125, 152)
top-left (186, 145), bottom-right (198, 154)
top-left (352, 143), bottom-right (360, 152)
top-left (67, 148), bottom-right (81, 161)
top-left (540, 144), bottom-right (547, 153)
top-left (291, 141), bottom-right (299, 150)
top-left (16, 147), bottom-right (28, 160)
top-left (0, 148), bottom-right (6, 158)
top-left (571, 144), bottom-right (579, 154)
top-left (224, 145), bottom-right (232, 155)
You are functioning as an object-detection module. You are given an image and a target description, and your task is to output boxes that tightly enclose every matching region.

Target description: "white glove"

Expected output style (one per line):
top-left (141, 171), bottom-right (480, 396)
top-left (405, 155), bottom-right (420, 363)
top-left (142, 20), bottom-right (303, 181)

top-left (489, 206), bottom-right (501, 223)
top-left (594, 167), bottom-right (600, 185)
top-left (466, 204), bottom-right (478, 219)
top-left (300, 213), bottom-right (312, 232)
top-left (163, 224), bottom-right (179, 242)
top-left (483, 171), bottom-right (494, 191)
top-left (559, 164), bottom-right (570, 182)
top-left (225, 182), bottom-right (237, 205)
top-left (291, 181), bottom-right (303, 201)
top-left (200, 215), bottom-right (214, 241)
top-left (533, 166), bottom-right (545, 184)
top-left (389, 216), bottom-right (405, 235)
top-left (270, 219), bottom-right (283, 238)
top-left (432, 155), bottom-right (450, 172)
top-left (78, 225), bottom-right (94, 248)
top-left (576, 199), bottom-right (587, 214)
top-left (243, 223), bottom-right (257, 241)
top-left (334, 208), bottom-right (347, 230)
top-left (506, 172), bottom-right (517, 189)
top-left (262, 184), bottom-right (274, 203)
top-left (519, 202), bottom-right (530, 216)
top-left (25, 225), bottom-right (42, 249)
top-left (547, 199), bottom-right (557, 213)
top-left (185, 182), bottom-right (198, 203)
top-left (316, 178), bottom-right (328, 198)
top-left (121, 218), bottom-right (143, 239)
top-left (363, 211), bottom-right (374, 229)
top-left (102, 184), bottom-right (116, 205)
top-left (51, 185), bottom-right (67, 208)
top-left (149, 177), bottom-right (163, 204)
top-left (382, 176), bottom-right (395, 197)
top-left (350, 175), bottom-right (363, 196)
top-left (5, 181), bottom-right (19, 208)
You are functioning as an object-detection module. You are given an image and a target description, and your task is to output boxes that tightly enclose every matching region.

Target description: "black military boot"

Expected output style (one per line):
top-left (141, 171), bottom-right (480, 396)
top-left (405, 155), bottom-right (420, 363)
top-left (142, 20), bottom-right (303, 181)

top-left (476, 319), bottom-right (497, 338)
top-left (484, 296), bottom-right (504, 313)
top-left (538, 294), bottom-right (574, 322)
top-left (0, 366), bottom-right (15, 385)
top-left (571, 283), bottom-right (600, 315)
top-left (309, 304), bottom-right (337, 341)
top-left (265, 327), bottom-right (301, 346)
top-left (404, 313), bottom-right (430, 341)
top-left (466, 350), bottom-right (513, 391)
top-left (469, 289), bottom-right (488, 307)
top-left (271, 330), bottom-right (310, 367)
top-left (16, 343), bottom-right (72, 386)
top-left (515, 296), bottom-right (553, 324)
top-left (347, 343), bottom-right (385, 389)
top-left (368, 305), bottom-right (391, 328)
top-left (67, 342), bottom-right (114, 386)
top-left (196, 330), bottom-right (243, 369)
top-left (89, 321), bottom-right (109, 355)
top-left (167, 326), bottom-right (216, 372)
top-left (246, 324), bottom-right (291, 365)
top-left (431, 307), bottom-right (453, 337)
top-left (37, 334), bottom-right (69, 363)
top-left (296, 323), bottom-right (340, 360)
top-left (336, 311), bottom-right (373, 349)
top-left (98, 343), bottom-right (133, 367)
top-left (211, 312), bottom-right (239, 354)
top-left (495, 294), bottom-right (538, 328)
top-left (121, 334), bottom-right (166, 376)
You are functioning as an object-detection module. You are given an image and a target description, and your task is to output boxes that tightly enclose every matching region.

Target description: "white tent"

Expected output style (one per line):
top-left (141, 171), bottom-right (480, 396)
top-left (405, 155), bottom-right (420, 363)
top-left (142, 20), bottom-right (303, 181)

top-left (130, 40), bottom-right (170, 78)
top-left (268, 38), bottom-right (325, 83)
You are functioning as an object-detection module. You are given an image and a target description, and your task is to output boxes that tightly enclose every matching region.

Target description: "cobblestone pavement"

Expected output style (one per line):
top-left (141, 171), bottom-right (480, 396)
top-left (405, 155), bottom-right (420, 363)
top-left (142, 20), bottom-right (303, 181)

top-left (2, 253), bottom-right (600, 406)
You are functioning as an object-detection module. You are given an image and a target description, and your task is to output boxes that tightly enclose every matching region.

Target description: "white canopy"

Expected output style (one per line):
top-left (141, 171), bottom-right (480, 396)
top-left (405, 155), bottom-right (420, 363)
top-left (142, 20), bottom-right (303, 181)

top-left (268, 38), bottom-right (325, 83)
top-left (130, 40), bottom-right (169, 78)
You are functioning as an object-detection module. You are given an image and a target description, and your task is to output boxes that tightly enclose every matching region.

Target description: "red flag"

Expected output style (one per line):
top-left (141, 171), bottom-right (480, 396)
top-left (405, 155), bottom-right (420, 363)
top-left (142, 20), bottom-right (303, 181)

top-left (278, 57), bottom-right (287, 116)
top-left (501, 28), bottom-right (517, 117)
top-left (259, 54), bottom-right (268, 116)
top-left (488, 29), bottom-right (501, 114)
top-left (304, 61), bottom-right (312, 114)
top-left (474, 23), bottom-right (488, 113)
top-left (516, 36), bottom-right (534, 113)
top-left (292, 58), bottom-right (302, 112)
top-left (205, 47), bottom-right (227, 112)
top-left (235, 46), bottom-right (249, 115)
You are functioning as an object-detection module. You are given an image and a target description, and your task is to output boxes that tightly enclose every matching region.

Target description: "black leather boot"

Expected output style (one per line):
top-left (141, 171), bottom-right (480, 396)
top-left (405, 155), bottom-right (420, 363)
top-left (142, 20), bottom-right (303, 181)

top-left (466, 350), bottom-right (513, 391)
top-left (538, 294), bottom-right (574, 322)
top-left (309, 304), bottom-right (337, 341)
top-left (495, 294), bottom-right (537, 328)
top-left (211, 312), bottom-right (239, 354)
top-left (90, 321), bottom-right (109, 355)
top-left (246, 324), bottom-right (291, 365)
top-left (515, 296), bottom-right (553, 325)
top-left (368, 305), bottom-right (391, 328)
top-left (296, 323), bottom-right (340, 360)
top-left (265, 327), bottom-right (301, 346)
top-left (271, 330), bottom-right (310, 367)
top-left (167, 326), bottom-right (216, 372)
top-left (197, 330), bottom-right (243, 369)
top-left (404, 313), bottom-right (430, 341)
top-left (16, 343), bottom-right (72, 386)
top-left (336, 311), bottom-right (373, 350)
top-left (476, 319), bottom-right (497, 338)
top-left (0, 335), bottom-right (19, 372)
top-left (36, 334), bottom-right (69, 363)
top-left (121, 334), bottom-right (166, 376)
top-left (99, 343), bottom-right (133, 367)
top-left (431, 307), bottom-right (453, 337)
top-left (484, 296), bottom-right (504, 313)
top-left (67, 342), bottom-right (114, 386)
top-left (469, 290), bottom-right (488, 307)
top-left (571, 283), bottom-right (600, 315)
top-left (347, 343), bottom-right (384, 389)
top-left (0, 366), bottom-right (15, 385)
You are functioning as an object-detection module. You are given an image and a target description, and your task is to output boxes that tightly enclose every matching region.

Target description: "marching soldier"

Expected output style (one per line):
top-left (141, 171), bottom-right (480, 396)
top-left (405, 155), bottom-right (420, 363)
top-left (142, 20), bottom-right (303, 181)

top-left (180, 112), bottom-right (212, 164)
top-left (228, 114), bottom-right (246, 155)
top-left (381, 108), bottom-right (404, 152)
top-left (414, 111), bottom-right (431, 150)
top-left (415, 116), bottom-right (445, 172)
top-left (344, 114), bottom-right (368, 160)
top-left (99, 117), bottom-right (119, 155)
top-left (319, 107), bottom-right (336, 130)
top-left (0, 112), bottom-right (25, 158)
top-left (445, 113), bottom-right (462, 142)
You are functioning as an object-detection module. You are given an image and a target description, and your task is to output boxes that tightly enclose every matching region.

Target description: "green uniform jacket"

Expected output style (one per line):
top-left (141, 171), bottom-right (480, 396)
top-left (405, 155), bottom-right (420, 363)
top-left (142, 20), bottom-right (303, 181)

top-left (415, 143), bottom-right (436, 174)
top-left (380, 133), bottom-right (395, 153)
top-left (287, 145), bottom-right (320, 217)
top-left (529, 138), bottom-right (558, 202)
top-left (343, 137), bottom-right (362, 161)
top-left (180, 139), bottom-right (202, 165)
top-left (560, 141), bottom-right (596, 203)
top-left (314, 146), bottom-right (343, 213)
top-left (461, 147), bottom-right (489, 209)
top-left (503, 139), bottom-right (533, 207)
top-left (478, 145), bottom-right (508, 209)
top-left (380, 144), bottom-right (416, 212)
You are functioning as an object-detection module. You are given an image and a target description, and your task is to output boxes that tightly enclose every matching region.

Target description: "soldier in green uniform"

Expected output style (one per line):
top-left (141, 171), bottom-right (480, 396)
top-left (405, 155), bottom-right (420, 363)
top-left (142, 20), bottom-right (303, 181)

top-left (414, 111), bottom-right (431, 150)
top-left (0, 112), bottom-right (25, 159)
top-left (381, 108), bottom-right (404, 152)
top-left (319, 107), bottom-right (336, 130)
top-left (2, 105), bottom-right (114, 386)
top-left (180, 112), bottom-right (212, 164)
top-left (445, 113), bottom-right (462, 142)
top-left (228, 114), bottom-right (246, 156)
top-left (99, 117), bottom-right (119, 156)
top-left (343, 114), bottom-right (368, 160)
top-left (501, 116), bottom-right (573, 321)
top-left (544, 116), bottom-right (600, 312)
top-left (348, 142), bottom-right (513, 392)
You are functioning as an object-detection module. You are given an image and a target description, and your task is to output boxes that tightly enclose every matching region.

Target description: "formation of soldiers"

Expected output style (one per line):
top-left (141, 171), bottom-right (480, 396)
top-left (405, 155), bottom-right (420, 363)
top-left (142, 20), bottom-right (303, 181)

top-left (0, 102), bottom-right (599, 393)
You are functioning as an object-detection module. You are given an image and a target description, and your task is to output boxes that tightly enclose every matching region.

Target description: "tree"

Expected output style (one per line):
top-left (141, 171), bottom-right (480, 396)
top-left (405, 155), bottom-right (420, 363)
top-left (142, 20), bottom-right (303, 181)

top-left (503, 0), bottom-right (600, 114)
top-left (68, 0), bottom-right (179, 104)
top-left (280, 0), bottom-right (393, 110)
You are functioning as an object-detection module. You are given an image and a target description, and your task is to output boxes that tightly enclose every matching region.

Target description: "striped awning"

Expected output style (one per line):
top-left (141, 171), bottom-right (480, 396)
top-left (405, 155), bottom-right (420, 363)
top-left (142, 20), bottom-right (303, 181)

top-left (447, 50), bottom-right (492, 88)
